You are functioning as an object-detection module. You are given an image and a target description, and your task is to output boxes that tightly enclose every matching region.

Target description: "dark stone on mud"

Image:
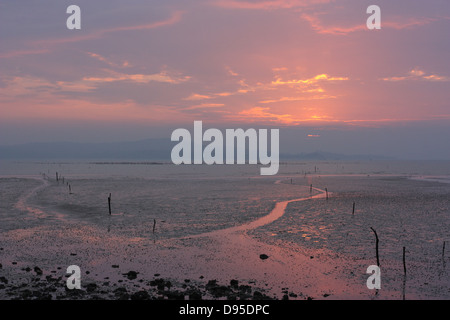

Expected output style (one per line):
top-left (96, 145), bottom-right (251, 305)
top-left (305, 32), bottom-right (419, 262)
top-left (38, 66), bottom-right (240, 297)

top-left (112, 265), bottom-right (119, 268)
top-left (238, 285), bottom-right (251, 294)
top-left (165, 290), bottom-right (185, 300)
top-left (150, 278), bottom-right (168, 291)
top-left (86, 283), bottom-right (98, 293)
top-left (21, 289), bottom-right (33, 299)
top-left (114, 287), bottom-right (130, 300)
top-left (65, 286), bottom-right (86, 298)
top-left (0, 263), bottom-right (2, 269)
top-left (206, 279), bottom-right (217, 288)
top-left (34, 266), bottom-right (43, 276)
top-left (282, 294), bottom-right (289, 300)
top-left (188, 290), bottom-right (202, 300)
top-left (130, 290), bottom-right (150, 300)
top-left (12, 262), bottom-right (17, 265)
top-left (289, 292), bottom-right (298, 298)
top-left (259, 254), bottom-right (269, 260)
top-left (0, 276), bottom-right (9, 284)
top-left (323, 293), bottom-right (330, 298)
top-left (124, 271), bottom-right (138, 280)
top-left (70, 253), bottom-right (77, 256)
top-left (209, 285), bottom-right (232, 298)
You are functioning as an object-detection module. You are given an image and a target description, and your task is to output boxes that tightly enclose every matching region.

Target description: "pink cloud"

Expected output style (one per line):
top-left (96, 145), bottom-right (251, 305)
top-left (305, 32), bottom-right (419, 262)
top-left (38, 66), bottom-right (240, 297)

top-left (213, 0), bottom-right (333, 10)
top-left (302, 13), bottom-right (439, 35)
top-left (33, 11), bottom-right (183, 46)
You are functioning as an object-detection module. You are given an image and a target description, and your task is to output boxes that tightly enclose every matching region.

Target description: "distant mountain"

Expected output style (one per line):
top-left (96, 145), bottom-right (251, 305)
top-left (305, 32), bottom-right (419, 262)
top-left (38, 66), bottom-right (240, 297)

top-left (0, 141), bottom-right (392, 161)
top-left (0, 139), bottom-right (172, 160)
top-left (280, 151), bottom-right (394, 161)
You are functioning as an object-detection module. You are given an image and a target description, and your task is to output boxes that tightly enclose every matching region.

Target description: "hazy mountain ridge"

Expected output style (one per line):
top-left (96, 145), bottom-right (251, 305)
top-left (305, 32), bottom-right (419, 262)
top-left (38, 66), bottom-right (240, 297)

top-left (0, 140), bottom-right (394, 161)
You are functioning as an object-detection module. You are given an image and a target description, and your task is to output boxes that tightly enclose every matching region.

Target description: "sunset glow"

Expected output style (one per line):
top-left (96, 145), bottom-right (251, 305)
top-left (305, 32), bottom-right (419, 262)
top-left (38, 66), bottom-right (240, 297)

top-left (0, 0), bottom-right (449, 158)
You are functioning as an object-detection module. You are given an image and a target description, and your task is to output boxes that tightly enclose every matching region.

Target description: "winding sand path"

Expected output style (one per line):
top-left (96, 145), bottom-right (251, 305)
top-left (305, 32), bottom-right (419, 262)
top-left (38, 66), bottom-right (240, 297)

top-left (162, 181), bottom-right (361, 299)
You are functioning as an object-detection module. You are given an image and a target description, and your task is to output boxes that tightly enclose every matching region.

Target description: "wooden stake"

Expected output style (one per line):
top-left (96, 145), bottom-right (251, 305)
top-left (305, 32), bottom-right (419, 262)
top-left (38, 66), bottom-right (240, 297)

top-left (153, 219), bottom-right (156, 234)
top-left (403, 246), bottom-right (407, 275)
top-left (108, 193), bottom-right (112, 215)
top-left (443, 241), bottom-right (446, 259)
top-left (370, 227), bottom-right (380, 267)
top-left (352, 202), bottom-right (356, 215)
top-left (325, 188), bottom-right (328, 200)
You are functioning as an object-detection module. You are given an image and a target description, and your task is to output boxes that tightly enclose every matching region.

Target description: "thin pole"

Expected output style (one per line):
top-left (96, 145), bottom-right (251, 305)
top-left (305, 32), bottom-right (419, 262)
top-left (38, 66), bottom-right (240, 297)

top-left (370, 227), bottom-right (380, 267)
top-left (403, 246), bottom-right (406, 275)
top-left (108, 193), bottom-right (112, 215)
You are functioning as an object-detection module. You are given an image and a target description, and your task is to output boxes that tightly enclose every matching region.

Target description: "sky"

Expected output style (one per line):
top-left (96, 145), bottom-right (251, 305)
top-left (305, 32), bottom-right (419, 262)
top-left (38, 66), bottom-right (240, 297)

top-left (0, 0), bottom-right (449, 159)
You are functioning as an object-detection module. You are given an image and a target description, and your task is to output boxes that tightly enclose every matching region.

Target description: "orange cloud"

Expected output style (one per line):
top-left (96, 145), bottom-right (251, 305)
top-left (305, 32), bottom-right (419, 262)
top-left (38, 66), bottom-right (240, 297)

top-left (272, 73), bottom-right (349, 86)
top-left (183, 93), bottom-right (213, 101)
top-left (82, 70), bottom-right (191, 85)
top-left (381, 68), bottom-right (449, 82)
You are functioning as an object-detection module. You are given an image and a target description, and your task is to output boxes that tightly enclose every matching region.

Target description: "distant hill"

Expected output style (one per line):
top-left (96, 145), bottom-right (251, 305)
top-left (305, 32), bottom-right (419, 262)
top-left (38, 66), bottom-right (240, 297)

top-left (0, 139), bottom-right (171, 161)
top-left (280, 151), bottom-right (394, 161)
top-left (0, 140), bottom-right (392, 161)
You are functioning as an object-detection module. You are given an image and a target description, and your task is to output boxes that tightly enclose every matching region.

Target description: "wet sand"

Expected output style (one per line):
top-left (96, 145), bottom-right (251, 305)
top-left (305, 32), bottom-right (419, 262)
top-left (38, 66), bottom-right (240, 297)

top-left (1, 170), bottom-right (449, 300)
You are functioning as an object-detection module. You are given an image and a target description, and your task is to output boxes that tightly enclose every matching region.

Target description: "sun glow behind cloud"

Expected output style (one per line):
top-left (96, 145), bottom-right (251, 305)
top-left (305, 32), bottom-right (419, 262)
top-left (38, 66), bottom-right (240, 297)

top-left (0, 0), bottom-right (449, 139)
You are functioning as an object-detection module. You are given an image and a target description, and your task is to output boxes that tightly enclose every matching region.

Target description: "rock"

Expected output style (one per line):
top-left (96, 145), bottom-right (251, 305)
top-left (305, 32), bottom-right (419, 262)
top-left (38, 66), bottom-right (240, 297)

top-left (165, 291), bottom-right (185, 300)
top-left (238, 285), bottom-right (251, 294)
top-left (130, 290), bottom-right (150, 300)
top-left (230, 279), bottom-right (239, 289)
top-left (259, 254), bottom-right (269, 260)
top-left (0, 277), bottom-right (8, 284)
top-left (150, 278), bottom-right (166, 291)
top-left (323, 293), bottom-right (330, 298)
top-left (34, 266), bottom-right (43, 276)
top-left (21, 289), bottom-right (33, 299)
top-left (206, 280), bottom-right (217, 288)
top-left (86, 283), bottom-right (97, 293)
top-left (124, 271), bottom-right (138, 280)
top-left (188, 290), bottom-right (202, 300)
top-left (111, 265), bottom-right (119, 268)
top-left (114, 287), bottom-right (129, 300)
